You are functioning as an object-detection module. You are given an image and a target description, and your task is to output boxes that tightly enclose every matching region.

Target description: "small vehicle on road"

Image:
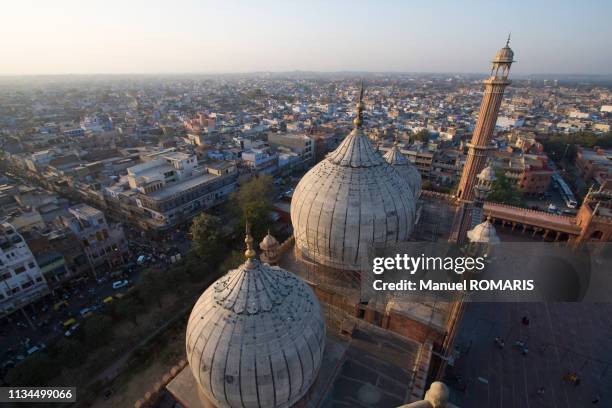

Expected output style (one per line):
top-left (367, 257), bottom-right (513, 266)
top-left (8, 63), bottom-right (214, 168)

top-left (63, 318), bottom-right (76, 328)
top-left (26, 343), bottom-right (46, 356)
top-left (79, 307), bottom-right (93, 318)
top-left (64, 323), bottom-right (81, 337)
top-left (2, 360), bottom-right (16, 370)
top-left (137, 255), bottom-right (152, 265)
top-left (112, 280), bottom-right (129, 290)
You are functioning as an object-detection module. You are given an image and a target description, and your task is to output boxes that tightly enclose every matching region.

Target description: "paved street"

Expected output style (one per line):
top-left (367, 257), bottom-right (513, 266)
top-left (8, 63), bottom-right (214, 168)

top-left (0, 231), bottom-right (192, 375)
top-left (522, 183), bottom-right (575, 215)
top-left (447, 302), bottom-right (612, 407)
top-left (0, 267), bottom-right (142, 369)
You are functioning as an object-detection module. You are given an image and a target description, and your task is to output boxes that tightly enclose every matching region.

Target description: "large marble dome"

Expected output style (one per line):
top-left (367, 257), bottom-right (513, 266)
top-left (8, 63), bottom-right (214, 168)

top-left (185, 233), bottom-right (325, 408)
top-left (383, 142), bottom-right (422, 199)
top-left (291, 91), bottom-right (417, 271)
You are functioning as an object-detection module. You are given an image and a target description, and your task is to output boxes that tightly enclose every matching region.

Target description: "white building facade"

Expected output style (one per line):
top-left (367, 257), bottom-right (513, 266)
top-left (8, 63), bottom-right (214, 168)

top-left (0, 222), bottom-right (49, 318)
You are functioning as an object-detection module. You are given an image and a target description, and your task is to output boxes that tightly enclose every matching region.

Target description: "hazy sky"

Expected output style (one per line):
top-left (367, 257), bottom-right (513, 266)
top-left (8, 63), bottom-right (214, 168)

top-left (2, 0), bottom-right (611, 75)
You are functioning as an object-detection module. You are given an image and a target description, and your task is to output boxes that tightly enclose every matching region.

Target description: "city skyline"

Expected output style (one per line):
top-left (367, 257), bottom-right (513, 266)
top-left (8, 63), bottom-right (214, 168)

top-left (1, 19), bottom-right (611, 405)
top-left (3, 0), bottom-right (612, 76)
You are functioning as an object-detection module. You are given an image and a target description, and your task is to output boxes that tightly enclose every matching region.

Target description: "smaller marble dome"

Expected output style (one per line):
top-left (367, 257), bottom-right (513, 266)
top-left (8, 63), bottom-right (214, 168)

top-left (384, 143), bottom-right (422, 199)
top-left (477, 164), bottom-right (497, 184)
top-left (186, 231), bottom-right (325, 408)
top-left (467, 217), bottom-right (501, 244)
top-left (259, 231), bottom-right (280, 251)
top-left (260, 231), bottom-right (281, 264)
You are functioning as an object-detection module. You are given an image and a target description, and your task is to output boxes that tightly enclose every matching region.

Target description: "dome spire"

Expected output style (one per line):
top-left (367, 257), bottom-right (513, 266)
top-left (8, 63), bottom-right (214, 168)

top-left (506, 32), bottom-right (511, 47)
top-left (244, 220), bottom-right (256, 266)
top-left (353, 80), bottom-right (364, 128)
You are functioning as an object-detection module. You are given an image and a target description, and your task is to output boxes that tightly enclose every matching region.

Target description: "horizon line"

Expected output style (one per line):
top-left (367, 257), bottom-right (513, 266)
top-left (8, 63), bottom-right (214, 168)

top-left (1, 70), bottom-right (612, 78)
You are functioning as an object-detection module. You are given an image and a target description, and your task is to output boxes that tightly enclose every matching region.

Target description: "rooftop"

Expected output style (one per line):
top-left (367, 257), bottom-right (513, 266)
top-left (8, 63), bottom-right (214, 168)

top-left (132, 163), bottom-right (174, 180)
top-left (162, 151), bottom-right (193, 161)
top-left (69, 203), bottom-right (102, 218)
top-left (165, 325), bottom-right (421, 408)
top-left (145, 172), bottom-right (218, 200)
top-left (579, 147), bottom-right (612, 165)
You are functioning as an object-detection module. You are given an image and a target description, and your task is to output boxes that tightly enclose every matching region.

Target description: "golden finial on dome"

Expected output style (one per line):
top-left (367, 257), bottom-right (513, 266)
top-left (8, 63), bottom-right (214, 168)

top-left (353, 80), bottom-right (364, 128)
top-left (506, 32), bottom-right (511, 47)
top-left (244, 221), bottom-right (256, 263)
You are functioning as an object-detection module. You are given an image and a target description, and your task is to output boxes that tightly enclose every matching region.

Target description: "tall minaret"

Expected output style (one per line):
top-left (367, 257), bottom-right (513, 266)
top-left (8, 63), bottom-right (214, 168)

top-left (456, 36), bottom-right (514, 202)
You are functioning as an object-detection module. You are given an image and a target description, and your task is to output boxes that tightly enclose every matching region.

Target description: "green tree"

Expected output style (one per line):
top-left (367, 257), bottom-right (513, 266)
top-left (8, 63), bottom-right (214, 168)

top-left (52, 338), bottom-right (87, 369)
top-left (183, 251), bottom-right (213, 282)
top-left (83, 315), bottom-right (113, 347)
top-left (487, 168), bottom-right (524, 206)
top-left (542, 131), bottom-right (612, 165)
top-left (246, 88), bottom-right (265, 99)
top-left (218, 250), bottom-right (247, 272)
top-left (115, 298), bottom-right (145, 327)
top-left (134, 268), bottom-right (170, 308)
top-left (5, 353), bottom-right (55, 386)
top-left (231, 175), bottom-right (273, 241)
top-left (170, 266), bottom-right (190, 296)
top-left (190, 213), bottom-right (223, 262)
top-left (105, 302), bottom-right (121, 321)
top-left (413, 129), bottom-right (430, 143)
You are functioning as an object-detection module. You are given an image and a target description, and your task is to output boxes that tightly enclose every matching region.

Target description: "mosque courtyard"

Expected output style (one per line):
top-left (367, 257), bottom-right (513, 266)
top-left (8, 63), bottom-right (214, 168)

top-left (448, 302), bottom-right (612, 407)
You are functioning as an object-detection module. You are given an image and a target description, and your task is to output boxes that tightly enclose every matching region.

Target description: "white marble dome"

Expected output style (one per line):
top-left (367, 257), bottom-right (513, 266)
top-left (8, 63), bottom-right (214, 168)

top-left (186, 255), bottom-right (325, 408)
top-left (477, 164), bottom-right (497, 184)
top-left (467, 218), bottom-right (501, 244)
top-left (383, 143), bottom-right (422, 199)
top-left (291, 126), bottom-right (417, 271)
top-left (260, 231), bottom-right (280, 251)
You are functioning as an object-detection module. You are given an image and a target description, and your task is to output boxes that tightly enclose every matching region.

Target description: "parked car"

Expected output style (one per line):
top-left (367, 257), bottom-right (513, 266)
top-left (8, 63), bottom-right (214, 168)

top-left (26, 346), bottom-right (39, 356)
top-left (79, 307), bottom-right (93, 318)
top-left (64, 323), bottom-right (81, 337)
top-left (112, 280), bottom-right (129, 290)
top-left (103, 296), bottom-right (114, 304)
top-left (136, 255), bottom-right (149, 265)
top-left (53, 300), bottom-right (68, 311)
top-left (63, 318), bottom-right (77, 328)
top-left (2, 360), bottom-right (16, 370)
top-left (27, 343), bottom-right (46, 356)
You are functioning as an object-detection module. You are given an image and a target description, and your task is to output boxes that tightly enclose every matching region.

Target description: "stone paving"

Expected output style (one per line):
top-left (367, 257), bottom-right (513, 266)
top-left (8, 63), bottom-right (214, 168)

top-left (323, 327), bottom-right (418, 408)
top-left (447, 302), bottom-right (612, 408)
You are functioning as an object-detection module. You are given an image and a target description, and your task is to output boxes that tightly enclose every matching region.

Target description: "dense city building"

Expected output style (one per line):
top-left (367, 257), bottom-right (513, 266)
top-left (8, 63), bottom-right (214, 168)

top-left (0, 222), bottom-right (48, 318)
top-left (0, 28), bottom-right (611, 408)
top-left (60, 204), bottom-right (128, 274)
top-left (575, 146), bottom-right (612, 185)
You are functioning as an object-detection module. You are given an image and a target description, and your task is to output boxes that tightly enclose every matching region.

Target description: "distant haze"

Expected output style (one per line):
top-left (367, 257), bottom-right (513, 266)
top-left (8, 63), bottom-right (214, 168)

top-left (2, 0), bottom-right (611, 76)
